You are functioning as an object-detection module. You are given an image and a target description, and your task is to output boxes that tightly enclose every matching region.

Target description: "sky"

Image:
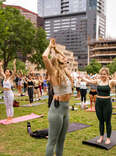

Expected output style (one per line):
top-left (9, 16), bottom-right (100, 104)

top-left (4, 0), bottom-right (116, 39)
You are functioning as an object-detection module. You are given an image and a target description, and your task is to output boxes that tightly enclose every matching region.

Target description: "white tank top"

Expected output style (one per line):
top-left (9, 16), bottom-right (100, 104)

top-left (3, 79), bottom-right (12, 89)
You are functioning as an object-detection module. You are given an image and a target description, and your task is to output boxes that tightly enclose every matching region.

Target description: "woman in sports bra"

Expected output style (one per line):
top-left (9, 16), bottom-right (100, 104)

top-left (0, 59), bottom-right (16, 122)
top-left (82, 67), bottom-right (116, 145)
top-left (42, 38), bottom-right (73, 156)
top-left (27, 75), bottom-right (34, 106)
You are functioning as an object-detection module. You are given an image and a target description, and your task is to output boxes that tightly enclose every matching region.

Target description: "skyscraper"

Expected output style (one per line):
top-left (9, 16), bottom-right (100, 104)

top-left (37, 0), bottom-right (87, 16)
top-left (37, 0), bottom-right (106, 69)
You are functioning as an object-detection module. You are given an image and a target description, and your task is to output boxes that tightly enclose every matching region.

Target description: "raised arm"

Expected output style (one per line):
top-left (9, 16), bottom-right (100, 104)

top-left (81, 75), bottom-right (97, 85)
top-left (10, 59), bottom-right (16, 80)
top-left (110, 79), bottom-right (116, 88)
top-left (0, 61), bottom-right (5, 78)
top-left (42, 39), bottom-right (55, 74)
top-left (54, 46), bottom-right (65, 58)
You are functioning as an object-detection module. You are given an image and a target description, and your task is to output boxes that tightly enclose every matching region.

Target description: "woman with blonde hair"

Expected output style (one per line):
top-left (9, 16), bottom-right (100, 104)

top-left (42, 38), bottom-right (73, 156)
top-left (82, 67), bottom-right (116, 145)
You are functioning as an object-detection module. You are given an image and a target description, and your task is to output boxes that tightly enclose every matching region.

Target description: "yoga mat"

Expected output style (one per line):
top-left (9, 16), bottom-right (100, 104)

top-left (75, 101), bottom-right (90, 106)
top-left (40, 95), bottom-right (48, 100)
top-left (20, 102), bottom-right (44, 107)
top-left (82, 131), bottom-right (116, 150)
top-left (28, 122), bottom-right (91, 139)
top-left (0, 113), bottom-right (43, 125)
top-left (112, 98), bottom-right (116, 102)
top-left (67, 123), bottom-right (91, 132)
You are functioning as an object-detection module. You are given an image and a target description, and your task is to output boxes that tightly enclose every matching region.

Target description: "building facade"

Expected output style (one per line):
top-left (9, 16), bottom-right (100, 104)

top-left (4, 4), bottom-right (44, 27)
top-left (26, 43), bottom-right (78, 74)
top-left (37, 0), bottom-right (86, 16)
top-left (44, 12), bottom-right (87, 67)
top-left (88, 39), bottom-right (116, 66)
top-left (37, 0), bottom-right (106, 69)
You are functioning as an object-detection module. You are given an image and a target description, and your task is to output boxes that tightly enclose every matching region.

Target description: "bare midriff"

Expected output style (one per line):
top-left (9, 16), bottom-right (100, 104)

top-left (53, 94), bottom-right (72, 102)
top-left (3, 88), bottom-right (11, 91)
top-left (96, 95), bottom-right (111, 99)
top-left (90, 89), bottom-right (96, 92)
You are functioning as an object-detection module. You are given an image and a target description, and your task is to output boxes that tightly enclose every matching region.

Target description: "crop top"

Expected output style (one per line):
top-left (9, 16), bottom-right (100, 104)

top-left (97, 85), bottom-right (110, 96)
top-left (28, 81), bottom-right (34, 86)
top-left (53, 75), bottom-right (72, 96)
top-left (89, 84), bottom-right (97, 90)
top-left (3, 79), bottom-right (12, 89)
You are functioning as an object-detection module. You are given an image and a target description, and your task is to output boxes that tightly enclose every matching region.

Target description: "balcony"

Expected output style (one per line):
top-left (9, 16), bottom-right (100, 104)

top-left (90, 46), bottom-right (116, 51)
top-left (90, 53), bottom-right (116, 58)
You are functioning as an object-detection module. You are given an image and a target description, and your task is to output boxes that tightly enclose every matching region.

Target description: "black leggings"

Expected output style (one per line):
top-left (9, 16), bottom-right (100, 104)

top-left (95, 98), bottom-right (112, 138)
top-left (28, 87), bottom-right (33, 103)
top-left (80, 89), bottom-right (87, 102)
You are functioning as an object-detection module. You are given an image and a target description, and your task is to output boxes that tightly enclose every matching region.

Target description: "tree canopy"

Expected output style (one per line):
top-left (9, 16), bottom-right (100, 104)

top-left (107, 58), bottom-right (116, 74)
top-left (85, 59), bottom-right (102, 74)
top-left (0, 2), bottom-right (48, 71)
top-left (7, 58), bottom-right (27, 74)
top-left (29, 27), bottom-right (49, 70)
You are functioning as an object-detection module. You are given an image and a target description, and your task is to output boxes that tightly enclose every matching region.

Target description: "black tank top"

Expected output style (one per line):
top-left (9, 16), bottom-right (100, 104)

top-left (28, 81), bottom-right (34, 86)
top-left (97, 85), bottom-right (110, 96)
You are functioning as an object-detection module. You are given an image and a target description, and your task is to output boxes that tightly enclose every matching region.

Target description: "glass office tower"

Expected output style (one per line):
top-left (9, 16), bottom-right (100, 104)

top-left (38, 0), bottom-right (87, 16)
top-left (38, 0), bottom-right (106, 69)
top-left (37, 0), bottom-right (61, 16)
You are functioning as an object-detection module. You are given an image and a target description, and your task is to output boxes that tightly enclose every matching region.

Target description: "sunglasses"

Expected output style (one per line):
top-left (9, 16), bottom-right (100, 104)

top-left (58, 61), bottom-right (69, 65)
top-left (58, 61), bottom-right (64, 65)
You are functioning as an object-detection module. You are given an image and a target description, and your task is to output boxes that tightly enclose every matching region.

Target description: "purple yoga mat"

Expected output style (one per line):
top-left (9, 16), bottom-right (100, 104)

top-left (67, 122), bottom-right (91, 132)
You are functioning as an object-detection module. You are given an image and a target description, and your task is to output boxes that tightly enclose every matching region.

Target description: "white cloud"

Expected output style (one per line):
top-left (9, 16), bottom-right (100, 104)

top-left (5, 0), bottom-right (38, 13)
top-left (106, 0), bottom-right (116, 38)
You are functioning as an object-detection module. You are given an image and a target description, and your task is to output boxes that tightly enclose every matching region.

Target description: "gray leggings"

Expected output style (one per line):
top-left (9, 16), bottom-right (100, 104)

top-left (4, 90), bottom-right (14, 117)
top-left (46, 100), bottom-right (69, 156)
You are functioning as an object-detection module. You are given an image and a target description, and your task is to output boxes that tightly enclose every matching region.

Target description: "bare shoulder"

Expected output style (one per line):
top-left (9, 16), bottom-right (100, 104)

top-left (96, 79), bottom-right (101, 85)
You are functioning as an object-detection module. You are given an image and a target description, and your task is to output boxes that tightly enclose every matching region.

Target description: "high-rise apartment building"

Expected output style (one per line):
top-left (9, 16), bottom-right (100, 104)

top-left (38, 0), bottom-right (86, 16)
top-left (37, 0), bottom-right (106, 69)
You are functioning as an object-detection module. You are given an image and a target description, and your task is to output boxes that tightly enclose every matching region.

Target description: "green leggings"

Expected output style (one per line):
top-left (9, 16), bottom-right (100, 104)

top-left (46, 100), bottom-right (69, 156)
top-left (95, 98), bottom-right (112, 138)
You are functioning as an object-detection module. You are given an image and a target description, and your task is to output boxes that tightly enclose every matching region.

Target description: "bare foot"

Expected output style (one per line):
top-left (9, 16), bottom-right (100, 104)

top-left (5, 117), bottom-right (13, 123)
top-left (7, 117), bottom-right (13, 121)
top-left (97, 136), bottom-right (104, 143)
top-left (105, 138), bottom-right (111, 144)
top-left (29, 103), bottom-right (32, 106)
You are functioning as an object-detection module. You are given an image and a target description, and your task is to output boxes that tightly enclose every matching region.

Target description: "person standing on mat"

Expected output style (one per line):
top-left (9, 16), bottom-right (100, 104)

top-left (81, 67), bottom-right (116, 144)
top-left (42, 38), bottom-right (73, 156)
top-left (27, 74), bottom-right (34, 106)
top-left (80, 79), bottom-right (88, 109)
top-left (0, 59), bottom-right (16, 122)
top-left (89, 80), bottom-right (97, 110)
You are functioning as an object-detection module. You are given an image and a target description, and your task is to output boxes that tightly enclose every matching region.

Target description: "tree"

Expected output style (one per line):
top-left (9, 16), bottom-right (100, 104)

top-left (85, 59), bottom-right (102, 74)
top-left (7, 58), bottom-right (27, 74)
top-left (29, 27), bottom-right (49, 69)
top-left (107, 58), bottom-right (116, 74)
top-left (0, 4), bottom-right (36, 70)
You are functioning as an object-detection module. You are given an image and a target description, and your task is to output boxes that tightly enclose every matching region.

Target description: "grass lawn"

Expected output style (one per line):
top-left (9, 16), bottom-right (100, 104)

top-left (0, 94), bottom-right (116, 156)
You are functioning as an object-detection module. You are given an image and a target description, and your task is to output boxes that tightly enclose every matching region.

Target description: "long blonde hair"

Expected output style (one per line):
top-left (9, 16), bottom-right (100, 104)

top-left (51, 56), bottom-right (66, 85)
top-left (99, 67), bottom-right (109, 75)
